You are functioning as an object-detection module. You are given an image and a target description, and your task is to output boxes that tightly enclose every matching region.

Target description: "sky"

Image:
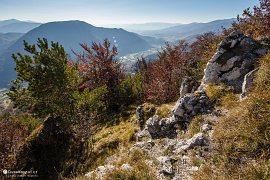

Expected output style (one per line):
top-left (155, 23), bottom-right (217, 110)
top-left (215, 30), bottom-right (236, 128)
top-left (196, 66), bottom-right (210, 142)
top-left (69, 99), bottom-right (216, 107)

top-left (0, 0), bottom-right (260, 25)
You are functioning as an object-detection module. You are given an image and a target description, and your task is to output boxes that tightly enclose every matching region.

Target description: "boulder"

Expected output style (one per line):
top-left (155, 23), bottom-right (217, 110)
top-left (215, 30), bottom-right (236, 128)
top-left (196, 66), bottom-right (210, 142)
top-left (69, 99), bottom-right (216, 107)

top-left (172, 91), bottom-right (210, 129)
top-left (200, 30), bottom-right (269, 92)
top-left (180, 77), bottom-right (197, 97)
top-left (240, 68), bottom-right (259, 99)
top-left (144, 115), bottom-right (178, 139)
top-left (174, 133), bottom-right (208, 153)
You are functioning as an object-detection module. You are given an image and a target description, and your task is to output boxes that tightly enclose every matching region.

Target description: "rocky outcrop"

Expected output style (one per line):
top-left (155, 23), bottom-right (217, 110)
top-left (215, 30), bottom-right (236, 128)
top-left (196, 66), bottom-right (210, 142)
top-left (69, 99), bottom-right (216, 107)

top-left (200, 30), bottom-right (269, 92)
top-left (137, 115), bottom-right (178, 139)
top-left (173, 133), bottom-right (209, 154)
top-left (137, 91), bottom-right (211, 139)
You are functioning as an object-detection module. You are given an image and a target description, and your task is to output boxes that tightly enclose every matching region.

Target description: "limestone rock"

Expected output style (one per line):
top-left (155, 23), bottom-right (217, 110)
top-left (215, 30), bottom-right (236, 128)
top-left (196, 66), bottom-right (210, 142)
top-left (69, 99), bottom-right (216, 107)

top-left (131, 141), bottom-right (155, 151)
top-left (120, 163), bottom-right (133, 171)
top-left (180, 77), bottom-right (197, 97)
top-left (174, 133), bottom-right (208, 153)
top-left (200, 30), bottom-right (269, 92)
top-left (85, 165), bottom-right (115, 179)
top-left (172, 91), bottom-right (210, 129)
top-left (241, 68), bottom-right (259, 99)
top-left (201, 124), bottom-right (212, 133)
top-left (136, 105), bottom-right (144, 129)
top-left (135, 104), bottom-right (156, 129)
top-left (143, 115), bottom-right (178, 139)
top-left (157, 156), bottom-right (175, 175)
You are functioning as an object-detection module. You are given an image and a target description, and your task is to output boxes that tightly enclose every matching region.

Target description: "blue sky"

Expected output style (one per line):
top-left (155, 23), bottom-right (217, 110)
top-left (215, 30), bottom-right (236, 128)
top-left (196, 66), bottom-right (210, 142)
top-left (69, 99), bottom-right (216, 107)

top-left (0, 0), bottom-right (260, 25)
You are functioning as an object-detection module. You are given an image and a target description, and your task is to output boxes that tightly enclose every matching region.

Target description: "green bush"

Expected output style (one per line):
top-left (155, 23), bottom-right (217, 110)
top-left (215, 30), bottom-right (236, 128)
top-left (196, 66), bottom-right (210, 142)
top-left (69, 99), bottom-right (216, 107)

top-left (74, 85), bottom-right (108, 121)
top-left (8, 38), bottom-right (81, 118)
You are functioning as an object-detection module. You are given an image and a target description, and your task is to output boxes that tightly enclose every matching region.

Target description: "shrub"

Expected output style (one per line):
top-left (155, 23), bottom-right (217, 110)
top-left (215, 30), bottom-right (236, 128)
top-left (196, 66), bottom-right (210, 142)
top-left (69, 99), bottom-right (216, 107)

top-left (75, 39), bottom-right (124, 111)
top-left (8, 38), bottom-right (80, 118)
top-left (136, 32), bottom-right (222, 104)
top-left (74, 85), bottom-right (108, 122)
top-left (234, 0), bottom-right (270, 38)
top-left (7, 39), bottom-right (95, 179)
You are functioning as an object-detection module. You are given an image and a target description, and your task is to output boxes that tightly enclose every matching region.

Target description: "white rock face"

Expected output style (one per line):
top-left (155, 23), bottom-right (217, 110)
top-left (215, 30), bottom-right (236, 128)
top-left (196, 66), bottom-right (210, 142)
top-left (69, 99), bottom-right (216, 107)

top-left (200, 30), bottom-right (269, 92)
top-left (174, 133), bottom-right (208, 153)
top-left (241, 68), bottom-right (259, 99)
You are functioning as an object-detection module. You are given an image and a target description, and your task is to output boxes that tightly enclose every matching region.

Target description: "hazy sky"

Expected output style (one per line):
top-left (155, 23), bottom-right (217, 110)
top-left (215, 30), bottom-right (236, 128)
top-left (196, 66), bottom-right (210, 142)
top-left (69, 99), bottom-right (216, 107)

top-left (0, 0), bottom-right (260, 25)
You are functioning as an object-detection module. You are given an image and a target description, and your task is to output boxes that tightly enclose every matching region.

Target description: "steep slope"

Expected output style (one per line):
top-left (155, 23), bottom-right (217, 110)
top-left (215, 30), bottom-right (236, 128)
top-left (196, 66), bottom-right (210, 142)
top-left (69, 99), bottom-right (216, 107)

top-left (82, 30), bottom-right (269, 180)
top-left (0, 20), bottom-right (152, 88)
top-left (141, 19), bottom-right (236, 41)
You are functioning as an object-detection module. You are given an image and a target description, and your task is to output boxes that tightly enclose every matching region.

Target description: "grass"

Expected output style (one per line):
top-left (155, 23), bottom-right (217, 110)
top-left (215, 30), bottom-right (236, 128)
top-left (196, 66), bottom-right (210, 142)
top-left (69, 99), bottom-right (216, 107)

top-left (103, 150), bottom-right (156, 180)
top-left (205, 83), bottom-right (234, 106)
top-left (89, 112), bottom-right (139, 171)
top-left (183, 115), bottom-right (205, 138)
top-left (155, 103), bottom-right (174, 119)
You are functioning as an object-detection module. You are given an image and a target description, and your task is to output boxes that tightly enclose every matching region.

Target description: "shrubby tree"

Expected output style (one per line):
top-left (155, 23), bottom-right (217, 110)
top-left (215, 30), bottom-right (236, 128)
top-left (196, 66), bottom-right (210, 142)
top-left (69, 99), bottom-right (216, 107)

top-left (234, 0), bottom-right (270, 38)
top-left (74, 39), bottom-right (125, 110)
top-left (8, 38), bottom-right (80, 118)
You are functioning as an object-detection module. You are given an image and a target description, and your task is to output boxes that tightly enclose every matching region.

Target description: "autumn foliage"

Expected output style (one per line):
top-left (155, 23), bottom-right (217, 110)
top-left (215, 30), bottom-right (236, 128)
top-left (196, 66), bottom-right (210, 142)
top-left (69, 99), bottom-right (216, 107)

top-left (137, 33), bottom-right (222, 104)
top-left (74, 39), bottom-right (123, 92)
top-left (234, 0), bottom-right (270, 38)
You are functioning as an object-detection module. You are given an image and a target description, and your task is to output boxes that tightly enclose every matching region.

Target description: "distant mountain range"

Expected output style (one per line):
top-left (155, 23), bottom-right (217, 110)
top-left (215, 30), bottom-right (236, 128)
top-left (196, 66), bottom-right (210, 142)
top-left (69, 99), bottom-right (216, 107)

top-left (140, 18), bottom-right (236, 41)
top-left (0, 18), bottom-right (237, 88)
top-left (103, 22), bottom-right (181, 32)
top-left (0, 19), bottom-right (42, 33)
top-left (0, 20), bottom-right (153, 88)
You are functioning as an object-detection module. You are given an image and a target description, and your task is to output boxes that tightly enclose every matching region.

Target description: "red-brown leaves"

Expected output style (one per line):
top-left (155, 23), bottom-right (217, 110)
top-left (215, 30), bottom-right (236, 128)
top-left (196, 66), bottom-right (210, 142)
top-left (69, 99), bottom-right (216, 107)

top-left (138, 33), bottom-right (221, 104)
top-left (74, 39), bottom-right (124, 92)
top-left (235, 0), bottom-right (270, 38)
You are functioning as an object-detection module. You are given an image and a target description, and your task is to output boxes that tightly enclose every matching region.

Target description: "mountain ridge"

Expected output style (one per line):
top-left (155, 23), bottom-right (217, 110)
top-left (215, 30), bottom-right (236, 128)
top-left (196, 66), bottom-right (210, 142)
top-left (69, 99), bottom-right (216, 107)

top-left (141, 18), bottom-right (236, 41)
top-left (0, 20), bottom-right (153, 88)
